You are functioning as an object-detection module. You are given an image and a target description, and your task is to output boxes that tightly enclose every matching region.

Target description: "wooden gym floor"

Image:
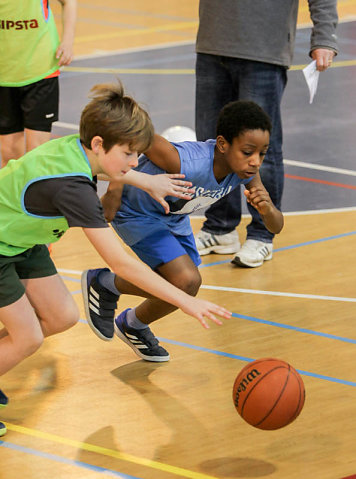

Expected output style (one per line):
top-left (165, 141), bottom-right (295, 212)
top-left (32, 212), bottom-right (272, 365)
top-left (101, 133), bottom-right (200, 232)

top-left (1, 1), bottom-right (356, 478)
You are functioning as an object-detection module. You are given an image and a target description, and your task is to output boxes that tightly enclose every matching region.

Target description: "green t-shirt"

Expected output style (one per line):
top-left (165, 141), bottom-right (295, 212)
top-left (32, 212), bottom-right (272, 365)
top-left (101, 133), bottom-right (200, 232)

top-left (0, 135), bottom-right (93, 256)
top-left (0, 0), bottom-right (60, 86)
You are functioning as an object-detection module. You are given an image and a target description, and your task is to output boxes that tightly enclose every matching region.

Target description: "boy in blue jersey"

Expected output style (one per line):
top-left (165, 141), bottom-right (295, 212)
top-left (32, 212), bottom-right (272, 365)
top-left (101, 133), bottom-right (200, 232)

top-left (81, 100), bottom-right (284, 362)
top-left (0, 81), bottom-right (232, 436)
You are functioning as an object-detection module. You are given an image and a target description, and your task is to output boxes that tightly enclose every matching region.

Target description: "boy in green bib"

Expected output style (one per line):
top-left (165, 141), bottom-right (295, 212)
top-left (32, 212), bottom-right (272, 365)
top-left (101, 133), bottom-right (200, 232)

top-left (0, 81), bottom-right (231, 436)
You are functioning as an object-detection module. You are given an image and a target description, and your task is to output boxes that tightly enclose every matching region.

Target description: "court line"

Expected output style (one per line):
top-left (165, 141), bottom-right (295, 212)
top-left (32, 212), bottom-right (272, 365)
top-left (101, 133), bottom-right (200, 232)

top-left (76, 314), bottom-right (356, 370)
top-left (230, 312), bottom-right (356, 344)
top-left (61, 58), bottom-right (356, 76)
top-left (74, 20), bottom-right (197, 43)
top-left (155, 338), bottom-right (356, 387)
top-left (193, 206), bottom-right (356, 220)
top-left (2, 424), bottom-right (220, 479)
top-left (0, 441), bottom-right (139, 479)
top-left (199, 230), bottom-right (356, 268)
top-left (60, 268), bottom-right (356, 303)
top-left (200, 285), bottom-right (356, 303)
top-left (285, 174), bottom-right (356, 189)
top-left (283, 159), bottom-right (356, 177)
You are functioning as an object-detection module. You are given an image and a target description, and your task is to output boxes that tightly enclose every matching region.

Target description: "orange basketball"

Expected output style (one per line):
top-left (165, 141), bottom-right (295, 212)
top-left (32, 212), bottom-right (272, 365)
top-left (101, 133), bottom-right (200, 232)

top-left (232, 358), bottom-right (305, 430)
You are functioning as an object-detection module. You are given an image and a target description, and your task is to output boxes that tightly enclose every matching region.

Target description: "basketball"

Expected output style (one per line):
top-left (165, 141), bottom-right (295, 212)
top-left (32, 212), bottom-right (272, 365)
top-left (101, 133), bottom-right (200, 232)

top-left (161, 125), bottom-right (197, 142)
top-left (232, 358), bottom-right (305, 430)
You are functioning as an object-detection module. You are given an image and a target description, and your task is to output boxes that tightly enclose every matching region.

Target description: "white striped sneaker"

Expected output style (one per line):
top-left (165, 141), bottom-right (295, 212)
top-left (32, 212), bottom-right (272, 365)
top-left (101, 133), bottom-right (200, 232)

top-left (194, 230), bottom-right (240, 256)
top-left (231, 239), bottom-right (273, 268)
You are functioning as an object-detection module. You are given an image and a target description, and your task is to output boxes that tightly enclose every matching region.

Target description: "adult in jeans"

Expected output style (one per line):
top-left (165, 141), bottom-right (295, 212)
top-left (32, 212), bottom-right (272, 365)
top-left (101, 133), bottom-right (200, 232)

top-left (194, 0), bottom-right (338, 267)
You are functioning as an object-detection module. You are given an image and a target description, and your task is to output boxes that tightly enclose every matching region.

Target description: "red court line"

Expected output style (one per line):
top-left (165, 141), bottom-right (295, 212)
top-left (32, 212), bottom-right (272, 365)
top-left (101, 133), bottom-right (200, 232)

top-left (285, 174), bottom-right (356, 190)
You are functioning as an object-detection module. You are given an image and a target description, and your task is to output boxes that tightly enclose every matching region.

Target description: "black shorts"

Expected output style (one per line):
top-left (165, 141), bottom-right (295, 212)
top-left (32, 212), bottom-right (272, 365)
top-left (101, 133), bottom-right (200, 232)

top-left (0, 245), bottom-right (57, 308)
top-left (0, 77), bottom-right (59, 134)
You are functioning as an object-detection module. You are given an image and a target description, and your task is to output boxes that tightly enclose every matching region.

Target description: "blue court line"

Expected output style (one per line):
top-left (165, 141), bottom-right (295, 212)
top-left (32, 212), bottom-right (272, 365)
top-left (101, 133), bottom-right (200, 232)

top-left (0, 441), bottom-right (141, 479)
top-left (156, 337), bottom-right (356, 387)
top-left (78, 317), bottom-right (356, 386)
top-left (199, 230), bottom-right (356, 268)
top-left (231, 312), bottom-right (356, 345)
top-left (61, 275), bottom-right (80, 283)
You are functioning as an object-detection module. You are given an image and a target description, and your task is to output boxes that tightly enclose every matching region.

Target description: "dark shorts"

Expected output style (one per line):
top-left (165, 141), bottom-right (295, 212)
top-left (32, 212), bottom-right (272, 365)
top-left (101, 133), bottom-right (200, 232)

top-left (0, 77), bottom-right (59, 134)
top-left (0, 245), bottom-right (57, 308)
top-left (130, 230), bottom-right (202, 270)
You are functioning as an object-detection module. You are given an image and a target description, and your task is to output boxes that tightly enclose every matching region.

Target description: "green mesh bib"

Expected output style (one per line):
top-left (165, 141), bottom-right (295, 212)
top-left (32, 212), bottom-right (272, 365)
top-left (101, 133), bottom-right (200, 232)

top-left (0, 135), bottom-right (93, 256)
top-left (0, 0), bottom-right (59, 86)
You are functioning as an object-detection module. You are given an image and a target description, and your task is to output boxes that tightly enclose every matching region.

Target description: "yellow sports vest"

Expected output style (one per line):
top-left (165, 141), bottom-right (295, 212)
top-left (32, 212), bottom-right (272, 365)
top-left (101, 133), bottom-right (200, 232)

top-left (0, 0), bottom-right (60, 86)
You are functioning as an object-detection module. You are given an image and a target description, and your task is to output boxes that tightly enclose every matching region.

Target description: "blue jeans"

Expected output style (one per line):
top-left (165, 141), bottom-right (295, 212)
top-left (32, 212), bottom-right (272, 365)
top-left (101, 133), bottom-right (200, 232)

top-left (195, 53), bottom-right (287, 242)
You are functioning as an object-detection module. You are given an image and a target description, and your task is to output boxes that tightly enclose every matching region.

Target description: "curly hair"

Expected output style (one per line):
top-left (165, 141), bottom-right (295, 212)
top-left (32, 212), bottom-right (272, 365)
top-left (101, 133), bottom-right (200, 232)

top-left (216, 101), bottom-right (272, 144)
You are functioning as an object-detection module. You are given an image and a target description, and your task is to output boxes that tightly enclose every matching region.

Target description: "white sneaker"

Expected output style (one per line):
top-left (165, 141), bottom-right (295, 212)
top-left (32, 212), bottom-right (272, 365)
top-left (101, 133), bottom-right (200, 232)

top-left (194, 230), bottom-right (240, 256)
top-left (231, 239), bottom-right (273, 267)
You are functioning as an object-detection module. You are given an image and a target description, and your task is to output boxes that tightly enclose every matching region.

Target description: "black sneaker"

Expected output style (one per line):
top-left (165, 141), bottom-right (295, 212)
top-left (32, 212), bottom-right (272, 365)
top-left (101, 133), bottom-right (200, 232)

top-left (0, 389), bottom-right (8, 437)
top-left (114, 309), bottom-right (170, 362)
top-left (0, 389), bottom-right (8, 407)
top-left (81, 268), bottom-right (119, 341)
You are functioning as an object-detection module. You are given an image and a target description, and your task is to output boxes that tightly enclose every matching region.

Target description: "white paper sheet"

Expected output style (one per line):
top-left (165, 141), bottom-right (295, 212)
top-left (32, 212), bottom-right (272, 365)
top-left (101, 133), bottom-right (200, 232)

top-left (302, 60), bottom-right (320, 104)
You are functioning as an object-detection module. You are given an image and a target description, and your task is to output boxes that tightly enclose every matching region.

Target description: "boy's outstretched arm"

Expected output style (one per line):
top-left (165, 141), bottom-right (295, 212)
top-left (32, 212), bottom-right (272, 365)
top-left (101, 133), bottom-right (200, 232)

top-left (244, 173), bottom-right (284, 234)
top-left (83, 227), bottom-right (232, 328)
top-left (101, 171), bottom-right (194, 219)
top-left (143, 134), bottom-right (181, 173)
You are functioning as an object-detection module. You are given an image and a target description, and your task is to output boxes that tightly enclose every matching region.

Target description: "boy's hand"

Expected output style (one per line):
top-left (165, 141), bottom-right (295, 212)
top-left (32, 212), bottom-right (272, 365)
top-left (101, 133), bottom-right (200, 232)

top-left (56, 41), bottom-right (74, 66)
top-left (181, 297), bottom-right (232, 329)
top-left (146, 174), bottom-right (195, 214)
top-left (244, 186), bottom-right (273, 216)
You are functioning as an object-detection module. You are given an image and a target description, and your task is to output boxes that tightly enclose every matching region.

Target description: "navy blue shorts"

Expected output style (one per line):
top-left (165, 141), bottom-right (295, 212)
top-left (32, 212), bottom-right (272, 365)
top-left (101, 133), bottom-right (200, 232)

top-left (130, 230), bottom-right (201, 270)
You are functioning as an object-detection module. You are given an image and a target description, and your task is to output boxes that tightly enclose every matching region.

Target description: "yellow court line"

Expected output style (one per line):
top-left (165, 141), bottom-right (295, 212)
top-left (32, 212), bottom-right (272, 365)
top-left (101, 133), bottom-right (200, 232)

top-left (62, 66), bottom-right (194, 75)
top-left (290, 59), bottom-right (356, 70)
top-left (62, 59), bottom-right (356, 76)
top-left (75, 21), bottom-right (198, 44)
top-left (4, 423), bottom-right (219, 479)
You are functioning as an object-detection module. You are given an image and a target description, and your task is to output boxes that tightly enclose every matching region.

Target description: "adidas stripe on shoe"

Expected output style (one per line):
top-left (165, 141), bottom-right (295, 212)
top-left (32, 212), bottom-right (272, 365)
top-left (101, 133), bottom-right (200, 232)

top-left (194, 230), bottom-right (240, 256)
top-left (81, 268), bottom-right (119, 341)
top-left (231, 239), bottom-right (273, 268)
top-left (114, 309), bottom-right (170, 362)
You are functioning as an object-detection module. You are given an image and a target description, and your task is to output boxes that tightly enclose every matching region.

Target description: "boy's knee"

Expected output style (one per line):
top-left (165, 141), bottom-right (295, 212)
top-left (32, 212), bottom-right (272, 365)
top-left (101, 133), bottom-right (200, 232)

top-left (18, 331), bottom-right (44, 358)
top-left (172, 270), bottom-right (202, 296)
top-left (55, 302), bottom-right (79, 332)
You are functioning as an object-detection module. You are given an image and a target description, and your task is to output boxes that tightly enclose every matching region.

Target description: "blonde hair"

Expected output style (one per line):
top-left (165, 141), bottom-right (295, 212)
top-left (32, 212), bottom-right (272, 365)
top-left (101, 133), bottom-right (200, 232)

top-left (80, 80), bottom-right (154, 153)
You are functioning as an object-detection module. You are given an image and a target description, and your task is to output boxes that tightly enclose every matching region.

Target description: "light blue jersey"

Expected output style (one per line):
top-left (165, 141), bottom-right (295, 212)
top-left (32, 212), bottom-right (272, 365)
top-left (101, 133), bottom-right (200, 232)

top-left (112, 140), bottom-right (251, 246)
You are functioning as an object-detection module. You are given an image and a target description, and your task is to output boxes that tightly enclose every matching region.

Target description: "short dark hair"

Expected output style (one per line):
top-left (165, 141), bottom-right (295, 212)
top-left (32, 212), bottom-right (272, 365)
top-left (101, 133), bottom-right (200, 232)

top-left (216, 101), bottom-right (272, 143)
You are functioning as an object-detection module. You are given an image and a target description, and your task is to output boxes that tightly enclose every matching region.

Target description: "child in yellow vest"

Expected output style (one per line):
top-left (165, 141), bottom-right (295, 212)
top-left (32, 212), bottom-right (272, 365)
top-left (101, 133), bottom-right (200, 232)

top-left (0, 0), bottom-right (76, 167)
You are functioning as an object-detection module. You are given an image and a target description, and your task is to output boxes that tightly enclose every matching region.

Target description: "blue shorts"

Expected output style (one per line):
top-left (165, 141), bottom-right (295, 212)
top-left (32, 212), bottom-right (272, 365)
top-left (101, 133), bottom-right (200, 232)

top-left (130, 230), bottom-right (201, 270)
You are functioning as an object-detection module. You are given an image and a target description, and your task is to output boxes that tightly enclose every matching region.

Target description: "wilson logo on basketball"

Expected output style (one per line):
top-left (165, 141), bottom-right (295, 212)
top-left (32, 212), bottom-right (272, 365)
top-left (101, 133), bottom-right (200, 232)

top-left (0, 19), bottom-right (39, 30)
top-left (233, 368), bottom-right (261, 407)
